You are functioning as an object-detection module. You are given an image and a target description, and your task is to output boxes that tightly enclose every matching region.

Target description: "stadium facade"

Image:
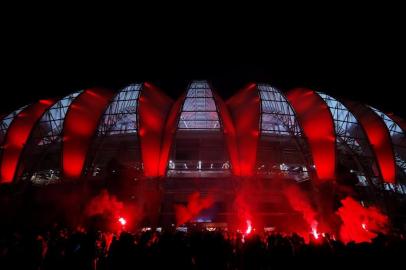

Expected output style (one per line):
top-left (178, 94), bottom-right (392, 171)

top-left (1, 81), bottom-right (406, 229)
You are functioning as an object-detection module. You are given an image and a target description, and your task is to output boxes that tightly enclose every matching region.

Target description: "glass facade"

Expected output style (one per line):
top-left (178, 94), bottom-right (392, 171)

top-left (317, 92), bottom-right (379, 183)
top-left (0, 82), bottom-right (403, 197)
top-left (0, 106), bottom-right (27, 145)
top-left (97, 84), bottom-right (141, 135)
top-left (258, 84), bottom-right (301, 135)
top-left (178, 81), bottom-right (221, 130)
top-left (86, 84), bottom-right (142, 178)
top-left (37, 92), bottom-right (82, 145)
top-left (17, 92), bottom-right (82, 183)
top-left (372, 106), bottom-right (406, 188)
top-left (168, 81), bottom-right (230, 177)
top-left (256, 84), bottom-right (310, 181)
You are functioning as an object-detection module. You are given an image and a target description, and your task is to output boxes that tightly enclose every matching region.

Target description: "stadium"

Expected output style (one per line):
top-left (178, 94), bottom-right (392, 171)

top-left (0, 80), bottom-right (406, 239)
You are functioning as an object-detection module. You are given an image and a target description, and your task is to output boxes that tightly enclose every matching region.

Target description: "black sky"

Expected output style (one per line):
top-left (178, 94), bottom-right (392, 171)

top-left (1, 6), bottom-right (405, 117)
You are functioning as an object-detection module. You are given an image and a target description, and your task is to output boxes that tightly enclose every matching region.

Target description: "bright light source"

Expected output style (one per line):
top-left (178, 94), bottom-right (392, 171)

top-left (118, 217), bottom-right (127, 226)
top-left (245, 220), bottom-right (252, 235)
top-left (312, 227), bottom-right (319, 240)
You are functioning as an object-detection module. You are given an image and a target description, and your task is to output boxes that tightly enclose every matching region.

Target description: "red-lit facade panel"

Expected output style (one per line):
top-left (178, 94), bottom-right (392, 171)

top-left (138, 83), bottom-right (173, 177)
top-left (226, 83), bottom-right (259, 176)
top-left (62, 88), bottom-right (115, 179)
top-left (213, 91), bottom-right (242, 176)
top-left (0, 99), bottom-right (56, 183)
top-left (286, 88), bottom-right (336, 181)
top-left (344, 101), bottom-right (396, 183)
top-left (388, 113), bottom-right (406, 146)
top-left (158, 95), bottom-right (185, 176)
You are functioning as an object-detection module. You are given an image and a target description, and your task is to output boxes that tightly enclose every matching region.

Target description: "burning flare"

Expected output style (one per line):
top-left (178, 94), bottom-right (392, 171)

top-left (312, 227), bottom-right (319, 240)
top-left (118, 217), bottom-right (127, 226)
top-left (245, 220), bottom-right (252, 235)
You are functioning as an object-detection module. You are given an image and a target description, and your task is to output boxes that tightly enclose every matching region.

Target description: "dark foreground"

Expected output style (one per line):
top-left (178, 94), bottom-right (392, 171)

top-left (1, 226), bottom-right (406, 270)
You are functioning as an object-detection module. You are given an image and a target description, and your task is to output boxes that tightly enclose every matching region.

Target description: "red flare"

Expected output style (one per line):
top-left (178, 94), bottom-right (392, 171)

top-left (118, 217), bottom-right (127, 226)
top-left (245, 220), bottom-right (252, 235)
top-left (312, 227), bottom-right (319, 240)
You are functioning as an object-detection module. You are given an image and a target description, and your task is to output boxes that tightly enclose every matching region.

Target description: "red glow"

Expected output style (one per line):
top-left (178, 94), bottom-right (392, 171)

top-left (0, 99), bottom-right (56, 183)
top-left (62, 88), bottom-right (114, 179)
top-left (287, 88), bottom-right (336, 180)
top-left (311, 227), bottom-right (319, 240)
top-left (174, 192), bottom-right (214, 225)
top-left (160, 89), bottom-right (242, 177)
top-left (282, 184), bottom-right (322, 242)
top-left (344, 102), bottom-right (396, 183)
top-left (245, 219), bottom-right (252, 235)
top-left (118, 217), bottom-right (127, 226)
top-left (84, 189), bottom-right (143, 231)
top-left (233, 187), bottom-right (255, 235)
top-left (85, 189), bottom-right (124, 217)
top-left (213, 91), bottom-right (242, 175)
top-left (158, 95), bottom-right (185, 176)
top-left (337, 197), bottom-right (388, 244)
top-left (138, 83), bottom-right (173, 177)
top-left (226, 83), bottom-right (260, 176)
top-left (283, 185), bottom-right (318, 230)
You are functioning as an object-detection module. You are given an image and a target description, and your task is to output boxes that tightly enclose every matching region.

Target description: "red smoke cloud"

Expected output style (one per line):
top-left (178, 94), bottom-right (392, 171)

top-left (283, 185), bottom-right (318, 231)
top-left (174, 192), bottom-right (214, 225)
top-left (85, 189), bottom-right (124, 217)
top-left (337, 197), bottom-right (388, 244)
top-left (84, 189), bottom-right (142, 231)
top-left (234, 192), bottom-right (253, 233)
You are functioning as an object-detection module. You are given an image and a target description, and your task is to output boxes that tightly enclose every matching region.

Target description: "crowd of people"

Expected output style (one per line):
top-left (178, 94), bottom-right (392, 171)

top-left (1, 224), bottom-right (406, 269)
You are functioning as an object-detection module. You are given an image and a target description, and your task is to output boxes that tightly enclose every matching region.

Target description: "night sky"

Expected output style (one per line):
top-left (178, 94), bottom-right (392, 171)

top-left (1, 7), bottom-right (405, 118)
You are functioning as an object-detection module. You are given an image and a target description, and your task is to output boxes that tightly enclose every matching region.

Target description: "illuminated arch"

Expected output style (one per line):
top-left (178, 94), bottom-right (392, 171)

top-left (138, 82), bottom-right (173, 177)
top-left (226, 83), bottom-right (259, 176)
top-left (387, 113), bottom-right (406, 136)
top-left (212, 91), bottom-right (241, 176)
top-left (286, 88), bottom-right (336, 181)
top-left (0, 107), bottom-right (27, 181)
top-left (343, 101), bottom-right (396, 183)
top-left (14, 92), bottom-right (82, 183)
top-left (227, 83), bottom-right (311, 178)
top-left (84, 83), bottom-right (173, 179)
top-left (0, 106), bottom-right (27, 146)
top-left (62, 88), bottom-right (115, 179)
top-left (0, 100), bottom-right (56, 183)
top-left (317, 92), bottom-right (381, 185)
top-left (371, 107), bottom-right (406, 154)
top-left (158, 94), bottom-right (185, 176)
top-left (371, 107), bottom-right (406, 192)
